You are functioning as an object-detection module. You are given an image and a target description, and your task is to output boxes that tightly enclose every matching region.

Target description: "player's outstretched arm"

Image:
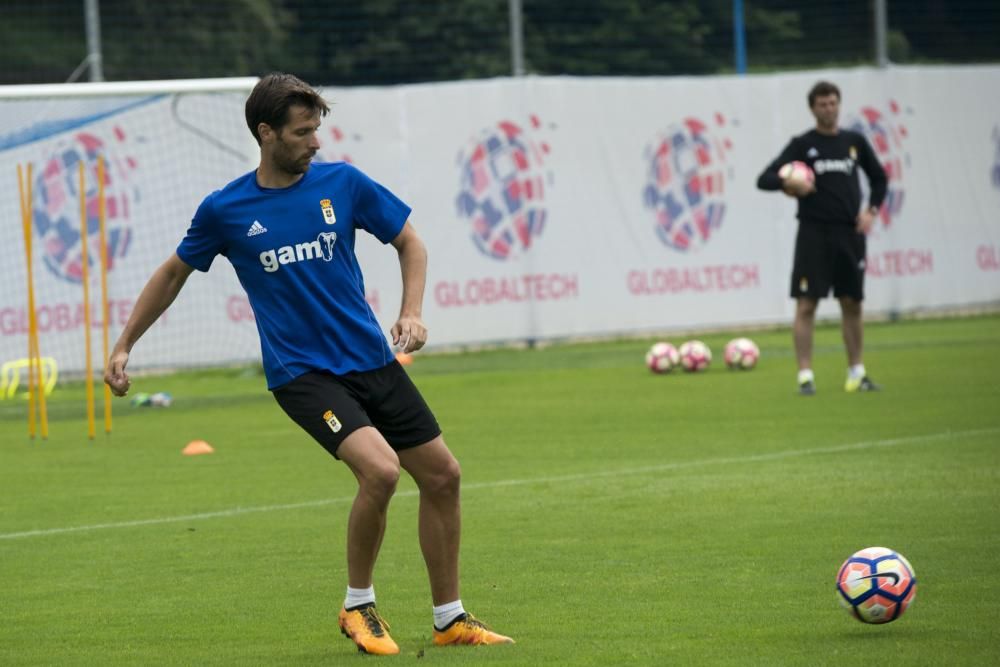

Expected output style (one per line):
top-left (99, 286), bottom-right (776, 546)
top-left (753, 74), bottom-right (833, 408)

top-left (105, 253), bottom-right (195, 396)
top-left (389, 221), bottom-right (428, 354)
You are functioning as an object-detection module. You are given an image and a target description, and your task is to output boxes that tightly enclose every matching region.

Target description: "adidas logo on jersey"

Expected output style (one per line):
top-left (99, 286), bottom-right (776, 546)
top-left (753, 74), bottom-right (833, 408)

top-left (807, 147), bottom-right (819, 158)
top-left (247, 220), bottom-right (268, 237)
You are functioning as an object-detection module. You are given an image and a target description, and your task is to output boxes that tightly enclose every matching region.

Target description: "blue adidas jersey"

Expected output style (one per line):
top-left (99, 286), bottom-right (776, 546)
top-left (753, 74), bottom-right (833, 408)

top-left (177, 162), bottom-right (410, 389)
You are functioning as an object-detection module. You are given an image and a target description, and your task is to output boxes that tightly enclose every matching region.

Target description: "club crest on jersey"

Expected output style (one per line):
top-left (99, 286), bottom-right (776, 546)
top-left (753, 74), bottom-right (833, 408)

top-left (323, 410), bottom-right (342, 433)
top-left (849, 146), bottom-right (858, 160)
top-left (320, 198), bottom-right (336, 225)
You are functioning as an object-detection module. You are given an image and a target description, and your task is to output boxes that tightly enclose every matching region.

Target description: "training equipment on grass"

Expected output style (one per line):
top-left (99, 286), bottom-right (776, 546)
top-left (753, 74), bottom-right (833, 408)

top-left (723, 337), bottom-right (759, 370)
top-left (645, 341), bottom-right (680, 374)
top-left (78, 161), bottom-right (97, 440)
top-left (182, 440), bottom-right (214, 456)
top-left (836, 547), bottom-right (917, 624)
top-left (678, 340), bottom-right (711, 372)
top-left (778, 160), bottom-right (815, 188)
top-left (16, 164), bottom-right (48, 440)
top-left (1, 357), bottom-right (58, 399)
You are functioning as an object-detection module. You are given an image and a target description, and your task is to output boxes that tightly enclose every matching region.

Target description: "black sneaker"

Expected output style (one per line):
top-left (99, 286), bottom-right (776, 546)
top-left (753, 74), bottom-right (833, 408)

top-left (845, 376), bottom-right (881, 393)
top-left (798, 380), bottom-right (816, 396)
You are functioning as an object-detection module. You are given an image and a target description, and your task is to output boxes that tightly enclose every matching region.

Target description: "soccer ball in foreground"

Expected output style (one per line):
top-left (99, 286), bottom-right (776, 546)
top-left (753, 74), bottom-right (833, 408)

top-left (645, 342), bottom-right (680, 374)
top-left (678, 340), bottom-right (711, 372)
top-left (724, 337), bottom-right (760, 370)
top-left (837, 547), bottom-right (917, 624)
top-left (778, 160), bottom-right (815, 188)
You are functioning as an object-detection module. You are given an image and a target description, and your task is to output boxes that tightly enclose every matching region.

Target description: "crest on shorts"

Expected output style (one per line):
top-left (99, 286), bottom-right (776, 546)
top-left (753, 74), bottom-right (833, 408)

top-left (799, 277), bottom-right (809, 292)
top-left (323, 409), bottom-right (342, 433)
top-left (320, 198), bottom-right (336, 225)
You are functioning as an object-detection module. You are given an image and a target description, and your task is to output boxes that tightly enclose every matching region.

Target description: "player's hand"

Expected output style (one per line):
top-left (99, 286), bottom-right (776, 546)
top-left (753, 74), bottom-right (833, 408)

top-left (105, 349), bottom-right (131, 397)
top-left (856, 208), bottom-right (877, 235)
top-left (781, 179), bottom-right (816, 198)
top-left (391, 315), bottom-right (427, 354)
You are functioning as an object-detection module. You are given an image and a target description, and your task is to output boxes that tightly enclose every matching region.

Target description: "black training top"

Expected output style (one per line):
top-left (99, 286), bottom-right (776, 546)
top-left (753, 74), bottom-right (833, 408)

top-left (757, 128), bottom-right (887, 227)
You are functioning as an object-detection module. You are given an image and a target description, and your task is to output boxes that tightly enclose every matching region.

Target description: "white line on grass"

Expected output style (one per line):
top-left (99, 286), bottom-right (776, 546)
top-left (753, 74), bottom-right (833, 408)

top-left (2, 427), bottom-right (996, 541)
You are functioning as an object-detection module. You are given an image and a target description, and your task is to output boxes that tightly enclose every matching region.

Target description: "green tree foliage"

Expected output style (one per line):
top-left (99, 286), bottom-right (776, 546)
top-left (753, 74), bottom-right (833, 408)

top-left (523, 0), bottom-right (724, 75)
top-left (1, 3), bottom-right (88, 83)
top-left (2, 0), bottom-right (998, 85)
top-left (283, 0), bottom-right (510, 85)
top-left (99, 0), bottom-right (291, 80)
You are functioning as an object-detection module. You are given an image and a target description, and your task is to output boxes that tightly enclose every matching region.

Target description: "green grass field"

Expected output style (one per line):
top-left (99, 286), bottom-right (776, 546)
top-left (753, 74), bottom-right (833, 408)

top-left (2, 315), bottom-right (999, 665)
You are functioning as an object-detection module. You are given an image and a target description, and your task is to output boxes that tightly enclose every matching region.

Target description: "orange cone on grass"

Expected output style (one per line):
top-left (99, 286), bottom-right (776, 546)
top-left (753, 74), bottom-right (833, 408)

top-left (182, 440), bottom-right (214, 456)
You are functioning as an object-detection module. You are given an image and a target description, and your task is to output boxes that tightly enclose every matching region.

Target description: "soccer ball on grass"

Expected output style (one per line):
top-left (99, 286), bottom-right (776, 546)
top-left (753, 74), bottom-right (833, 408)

top-left (678, 340), bottom-right (711, 372)
top-left (645, 342), bottom-right (680, 374)
top-left (724, 337), bottom-right (760, 370)
top-left (836, 546), bottom-right (917, 624)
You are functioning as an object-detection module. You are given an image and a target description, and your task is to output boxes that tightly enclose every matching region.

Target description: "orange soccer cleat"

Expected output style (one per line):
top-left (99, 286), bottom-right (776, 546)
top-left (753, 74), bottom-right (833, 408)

top-left (433, 613), bottom-right (515, 646)
top-left (338, 604), bottom-right (400, 655)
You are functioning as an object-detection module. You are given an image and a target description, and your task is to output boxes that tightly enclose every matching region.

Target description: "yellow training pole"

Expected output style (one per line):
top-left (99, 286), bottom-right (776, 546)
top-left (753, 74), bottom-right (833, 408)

top-left (16, 165), bottom-right (37, 440)
top-left (28, 164), bottom-right (49, 440)
top-left (79, 161), bottom-right (96, 440)
top-left (97, 156), bottom-right (112, 435)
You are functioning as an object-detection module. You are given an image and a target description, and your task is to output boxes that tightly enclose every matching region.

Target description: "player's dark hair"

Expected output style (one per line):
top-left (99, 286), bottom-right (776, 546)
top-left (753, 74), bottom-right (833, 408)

top-left (245, 73), bottom-right (330, 145)
top-left (808, 81), bottom-right (841, 107)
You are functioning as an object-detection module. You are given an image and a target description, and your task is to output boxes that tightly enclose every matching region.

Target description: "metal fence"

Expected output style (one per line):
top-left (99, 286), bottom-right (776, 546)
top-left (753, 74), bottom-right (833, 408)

top-left (3, 0), bottom-right (1000, 86)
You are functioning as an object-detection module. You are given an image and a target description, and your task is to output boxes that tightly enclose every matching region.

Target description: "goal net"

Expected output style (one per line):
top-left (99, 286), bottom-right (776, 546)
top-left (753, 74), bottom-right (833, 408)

top-left (0, 77), bottom-right (262, 380)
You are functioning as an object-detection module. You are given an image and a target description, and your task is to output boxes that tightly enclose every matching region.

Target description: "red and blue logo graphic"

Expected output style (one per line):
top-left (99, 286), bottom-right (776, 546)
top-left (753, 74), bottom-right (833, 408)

top-left (32, 129), bottom-right (138, 283)
top-left (455, 116), bottom-right (553, 261)
top-left (643, 114), bottom-right (732, 252)
top-left (846, 101), bottom-right (910, 230)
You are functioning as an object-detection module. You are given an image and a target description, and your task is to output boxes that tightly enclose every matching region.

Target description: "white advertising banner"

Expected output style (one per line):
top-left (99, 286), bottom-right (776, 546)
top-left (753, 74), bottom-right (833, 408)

top-left (2, 66), bottom-right (998, 375)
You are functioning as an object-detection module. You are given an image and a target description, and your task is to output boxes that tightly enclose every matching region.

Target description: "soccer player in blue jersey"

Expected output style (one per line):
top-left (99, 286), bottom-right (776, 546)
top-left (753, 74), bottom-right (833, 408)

top-left (105, 73), bottom-right (513, 655)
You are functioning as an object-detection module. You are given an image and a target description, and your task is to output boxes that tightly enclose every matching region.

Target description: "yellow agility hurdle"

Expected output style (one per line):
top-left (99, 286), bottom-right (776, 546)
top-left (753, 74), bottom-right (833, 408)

top-left (0, 357), bottom-right (59, 400)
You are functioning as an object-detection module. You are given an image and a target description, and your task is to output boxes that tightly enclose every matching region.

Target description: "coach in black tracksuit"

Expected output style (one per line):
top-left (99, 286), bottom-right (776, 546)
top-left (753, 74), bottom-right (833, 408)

top-left (757, 80), bottom-right (888, 396)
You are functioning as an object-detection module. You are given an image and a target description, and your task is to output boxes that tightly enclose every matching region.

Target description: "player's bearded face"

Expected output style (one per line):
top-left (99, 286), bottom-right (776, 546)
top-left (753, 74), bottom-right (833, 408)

top-left (273, 107), bottom-right (321, 175)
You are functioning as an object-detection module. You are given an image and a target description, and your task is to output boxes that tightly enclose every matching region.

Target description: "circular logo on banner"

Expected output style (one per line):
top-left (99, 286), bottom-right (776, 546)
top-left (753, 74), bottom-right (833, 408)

top-left (643, 115), bottom-right (732, 252)
top-left (846, 101), bottom-right (910, 231)
top-left (32, 129), bottom-right (137, 283)
top-left (455, 116), bottom-right (553, 261)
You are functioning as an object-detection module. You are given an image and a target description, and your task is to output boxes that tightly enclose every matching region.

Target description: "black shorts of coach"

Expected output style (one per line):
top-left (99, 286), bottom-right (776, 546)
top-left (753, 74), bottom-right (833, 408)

top-left (790, 221), bottom-right (867, 301)
top-left (272, 360), bottom-right (442, 459)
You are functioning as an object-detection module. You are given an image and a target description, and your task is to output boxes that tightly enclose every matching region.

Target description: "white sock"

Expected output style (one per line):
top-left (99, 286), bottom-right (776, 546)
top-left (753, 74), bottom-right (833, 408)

top-left (797, 369), bottom-right (815, 385)
top-left (433, 600), bottom-right (466, 630)
top-left (848, 364), bottom-right (866, 380)
top-left (344, 585), bottom-right (375, 610)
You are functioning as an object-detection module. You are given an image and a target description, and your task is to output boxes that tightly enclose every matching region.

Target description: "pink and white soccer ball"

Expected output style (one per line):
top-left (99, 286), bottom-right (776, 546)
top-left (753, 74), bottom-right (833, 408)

top-left (724, 337), bottom-right (760, 370)
top-left (837, 547), bottom-right (917, 624)
top-left (778, 160), bottom-right (815, 188)
top-left (678, 340), bottom-right (711, 372)
top-left (645, 342), bottom-right (680, 374)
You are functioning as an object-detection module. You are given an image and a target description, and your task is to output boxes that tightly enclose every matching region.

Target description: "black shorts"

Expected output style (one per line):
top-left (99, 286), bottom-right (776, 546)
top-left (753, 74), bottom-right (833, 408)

top-left (791, 222), bottom-right (867, 301)
top-left (272, 361), bottom-right (441, 459)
